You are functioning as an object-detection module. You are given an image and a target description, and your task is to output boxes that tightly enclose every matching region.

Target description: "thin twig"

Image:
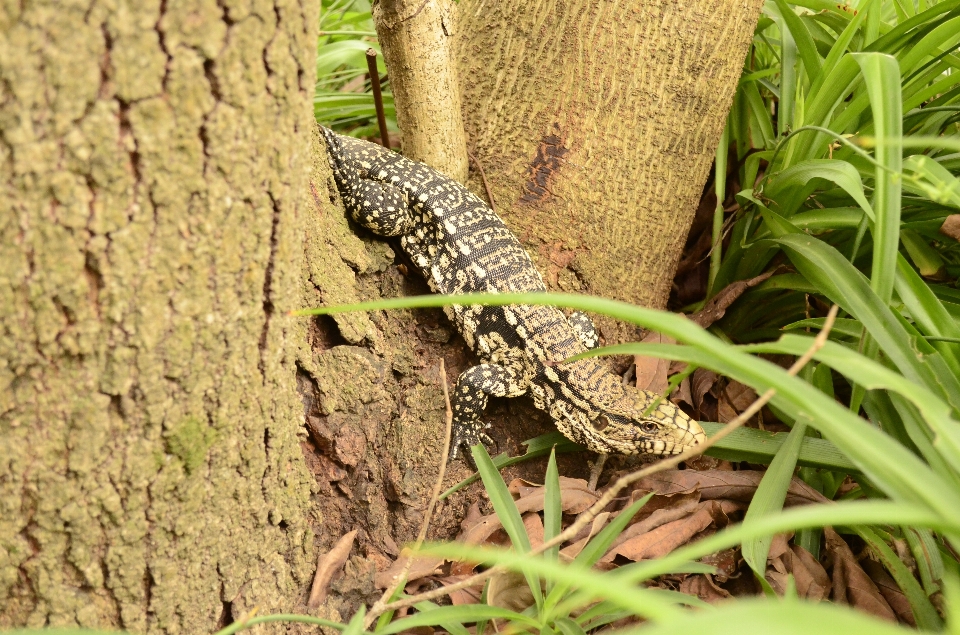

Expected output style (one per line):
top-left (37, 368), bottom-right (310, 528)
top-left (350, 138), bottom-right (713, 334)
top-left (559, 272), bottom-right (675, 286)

top-left (373, 305), bottom-right (839, 615)
top-left (364, 359), bottom-right (454, 627)
top-left (467, 149), bottom-right (496, 212)
top-left (366, 48), bottom-right (391, 150)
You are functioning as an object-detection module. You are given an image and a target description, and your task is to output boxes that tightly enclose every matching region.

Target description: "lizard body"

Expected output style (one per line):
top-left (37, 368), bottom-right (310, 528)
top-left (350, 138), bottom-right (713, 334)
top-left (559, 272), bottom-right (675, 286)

top-left (321, 128), bottom-right (705, 459)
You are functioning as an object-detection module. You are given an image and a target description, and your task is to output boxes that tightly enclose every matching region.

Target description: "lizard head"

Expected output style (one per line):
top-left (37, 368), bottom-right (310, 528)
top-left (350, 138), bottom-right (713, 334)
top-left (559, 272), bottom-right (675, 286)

top-left (551, 383), bottom-right (706, 456)
top-left (590, 389), bottom-right (706, 455)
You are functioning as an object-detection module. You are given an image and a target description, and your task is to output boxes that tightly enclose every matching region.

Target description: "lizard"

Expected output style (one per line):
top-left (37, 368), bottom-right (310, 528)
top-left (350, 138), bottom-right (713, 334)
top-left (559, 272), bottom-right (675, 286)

top-left (320, 127), bottom-right (706, 461)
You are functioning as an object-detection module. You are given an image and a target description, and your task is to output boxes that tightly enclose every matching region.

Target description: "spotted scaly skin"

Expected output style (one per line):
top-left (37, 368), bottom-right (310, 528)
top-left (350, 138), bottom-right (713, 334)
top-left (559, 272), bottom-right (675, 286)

top-left (321, 128), bottom-right (706, 460)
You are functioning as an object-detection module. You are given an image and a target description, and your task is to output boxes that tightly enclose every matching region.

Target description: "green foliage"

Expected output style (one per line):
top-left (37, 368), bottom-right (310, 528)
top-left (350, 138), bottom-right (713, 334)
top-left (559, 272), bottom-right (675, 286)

top-left (315, 0), bottom-right (396, 136)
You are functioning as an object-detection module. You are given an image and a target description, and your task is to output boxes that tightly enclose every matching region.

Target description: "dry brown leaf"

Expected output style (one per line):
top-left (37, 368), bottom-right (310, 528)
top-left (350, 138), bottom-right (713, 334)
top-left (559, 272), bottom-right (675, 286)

top-left (460, 501), bottom-right (485, 534)
top-left (460, 486), bottom-right (599, 547)
top-left (488, 570), bottom-right (538, 613)
top-left (680, 574), bottom-right (732, 603)
top-left (523, 513), bottom-right (545, 548)
top-left (862, 559), bottom-right (916, 625)
top-left (509, 476), bottom-right (588, 498)
top-left (632, 470), bottom-right (828, 506)
top-left (723, 381), bottom-right (759, 412)
top-left (444, 574), bottom-right (484, 605)
top-left (635, 332), bottom-right (674, 393)
top-left (791, 544), bottom-right (830, 601)
top-left (374, 552), bottom-right (445, 589)
top-left (688, 271), bottom-right (776, 328)
top-left (700, 547), bottom-right (741, 581)
top-left (768, 533), bottom-right (793, 560)
top-left (601, 495), bottom-right (701, 561)
top-left (607, 501), bottom-right (720, 561)
top-left (508, 477), bottom-right (542, 497)
top-left (562, 512), bottom-right (611, 559)
top-left (672, 375), bottom-right (694, 410)
top-left (628, 489), bottom-right (700, 513)
top-left (825, 528), bottom-right (897, 621)
top-left (767, 543), bottom-right (829, 601)
top-left (309, 530), bottom-right (358, 607)
top-left (692, 368), bottom-right (720, 410)
top-left (940, 214), bottom-right (960, 242)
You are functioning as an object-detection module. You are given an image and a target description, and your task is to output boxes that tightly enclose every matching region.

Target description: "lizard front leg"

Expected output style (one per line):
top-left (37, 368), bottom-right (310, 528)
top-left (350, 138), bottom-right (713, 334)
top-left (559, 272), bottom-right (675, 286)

top-left (449, 363), bottom-right (528, 461)
top-left (322, 128), bottom-right (415, 236)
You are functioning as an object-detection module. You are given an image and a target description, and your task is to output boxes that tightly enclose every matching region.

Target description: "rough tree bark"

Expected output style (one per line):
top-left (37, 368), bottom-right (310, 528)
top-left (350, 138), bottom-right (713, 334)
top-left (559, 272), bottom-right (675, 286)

top-left (0, 1), bottom-right (320, 630)
top-left (454, 0), bottom-right (763, 318)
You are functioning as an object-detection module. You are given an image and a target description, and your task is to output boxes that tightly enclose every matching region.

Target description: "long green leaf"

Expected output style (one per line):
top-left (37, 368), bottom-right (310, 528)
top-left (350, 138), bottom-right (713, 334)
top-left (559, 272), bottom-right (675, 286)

top-left (856, 526), bottom-right (943, 630)
top-left (621, 598), bottom-right (919, 635)
top-left (471, 445), bottom-right (543, 609)
top-left (741, 335), bottom-right (960, 478)
top-left (379, 604), bottom-right (539, 634)
top-left (418, 542), bottom-right (685, 622)
top-left (763, 159), bottom-right (873, 217)
top-left (809, 0), bottom-right (874, 97)
top-left (741, 420), bottom-right (809, 580)
top-left (775, 234), bottom-right (960, 410)
top-left (853, 52), bottom-right (902, 304)
top-left (773, 0), bottom-right (822, 83)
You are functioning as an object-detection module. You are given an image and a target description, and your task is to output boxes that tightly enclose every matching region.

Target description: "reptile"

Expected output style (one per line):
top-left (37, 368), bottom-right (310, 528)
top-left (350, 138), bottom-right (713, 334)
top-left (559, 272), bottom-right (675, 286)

top-left (321, 127), bottom-right (706, 461)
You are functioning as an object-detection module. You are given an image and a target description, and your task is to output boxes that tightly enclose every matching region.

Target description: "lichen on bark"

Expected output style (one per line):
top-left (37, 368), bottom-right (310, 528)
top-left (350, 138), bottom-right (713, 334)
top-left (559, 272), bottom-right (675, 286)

top-left (0, 0), bottom-right (320, 630)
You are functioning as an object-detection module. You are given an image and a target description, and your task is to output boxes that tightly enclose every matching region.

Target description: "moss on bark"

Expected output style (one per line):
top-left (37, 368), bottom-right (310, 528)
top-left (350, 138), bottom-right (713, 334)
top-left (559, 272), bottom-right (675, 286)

top-left (0, 0), bottom-right (320, 630)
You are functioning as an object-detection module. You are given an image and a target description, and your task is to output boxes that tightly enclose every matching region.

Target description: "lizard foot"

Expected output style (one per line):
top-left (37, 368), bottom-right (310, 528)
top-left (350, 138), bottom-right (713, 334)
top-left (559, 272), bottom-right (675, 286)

top-left (449, 422), bottom-right (496, 466)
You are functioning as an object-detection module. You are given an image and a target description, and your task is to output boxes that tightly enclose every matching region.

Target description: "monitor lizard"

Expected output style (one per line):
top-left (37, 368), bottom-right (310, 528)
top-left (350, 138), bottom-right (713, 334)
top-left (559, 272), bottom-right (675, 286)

top-left (321, 127), bottom-right (706, 461)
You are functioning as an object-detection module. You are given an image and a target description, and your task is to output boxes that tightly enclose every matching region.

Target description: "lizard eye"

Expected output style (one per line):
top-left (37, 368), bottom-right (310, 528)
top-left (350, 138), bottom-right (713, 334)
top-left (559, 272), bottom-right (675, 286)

top-left (640, 422), bottom-right (658, 434)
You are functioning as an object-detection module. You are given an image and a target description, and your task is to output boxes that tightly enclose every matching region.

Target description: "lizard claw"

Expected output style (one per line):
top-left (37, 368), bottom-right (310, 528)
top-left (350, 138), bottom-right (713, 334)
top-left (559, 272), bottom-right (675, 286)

top-left (448, 422), bottom-right (497, 466)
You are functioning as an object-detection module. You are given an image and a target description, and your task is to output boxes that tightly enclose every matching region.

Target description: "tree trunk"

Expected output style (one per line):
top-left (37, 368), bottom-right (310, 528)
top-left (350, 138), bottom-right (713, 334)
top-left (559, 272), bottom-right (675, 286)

top-left (0, 1), bottom-right (319, 630)
top-left (455, 0), bottom-right (763, 321)
top-left (373, 0), bottom-right (468, 181)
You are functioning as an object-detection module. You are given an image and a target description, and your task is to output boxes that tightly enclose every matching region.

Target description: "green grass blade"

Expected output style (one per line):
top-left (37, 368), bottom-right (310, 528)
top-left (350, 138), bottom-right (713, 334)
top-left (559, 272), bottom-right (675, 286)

top-left (342, 605), bottom-right (365, 635)
top-left (896, 15), bottom-right (960, 77)
top-left (619, 598), bottom-right (918, 635)
top-left (852, 52), bottom-right (902, 304)
top-left (709, 122), bottom-right (730, 296)
top-left (763, 159), bottom-right (874, 217)
top-left (741, 335), bottom-right (960, 477)
top-left (700, 421), bottom-right (859, 472)
top-left (809, 0), bottom-right (874, 97)
top-left (574, 496), bottom-right (650, 568)
top-left (896, 254), bottom-right (960, 374)
top-left (544, 495), bottom-right (652, 619)
top-left (418, 542), bottom-right (685, 622)
top-left (543, 448), bottom-right (561, 595)
top-left (855, 526), bottom-right (943, 630)
top-left (614, 500), bottom-right (956, 584)
top-left (741, 420), bottom-right (809, 582)
top-left (471, 445), bottom-right (543, 609)
top-left (410, 601), bottom-right (470, 635)
top-left (378, 604), bottom-right (539, 634)
top-left (553, 616), bottom-right (588, 635)
top-left (316, 40), bottom-right (384, 76)
top-left (744, 79), bottom-right (776, 149)
top-left (773, 0), bottom-right (822, 83)
top-left (775, 233), bottom-right (960, 409)
top-left (472, 445), bottom-right (531, 552)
